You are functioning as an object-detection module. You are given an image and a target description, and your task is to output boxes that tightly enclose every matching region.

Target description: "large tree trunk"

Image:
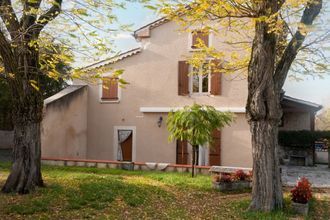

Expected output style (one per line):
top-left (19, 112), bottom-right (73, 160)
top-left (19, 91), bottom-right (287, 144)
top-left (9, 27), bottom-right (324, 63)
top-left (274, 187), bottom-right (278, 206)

top-left (246, 17), bottom-right (283, 211)
top-left (2, 51), bottom-right (44, 194)
top-left (249, 120), bottom-right (283, 211)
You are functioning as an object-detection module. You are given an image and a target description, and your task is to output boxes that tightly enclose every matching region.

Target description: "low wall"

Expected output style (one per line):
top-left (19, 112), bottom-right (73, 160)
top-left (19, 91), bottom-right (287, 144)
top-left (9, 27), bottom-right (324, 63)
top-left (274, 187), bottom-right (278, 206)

top-left (41, 157), bottom-right (211, 174)
top-left (315, 151), bottom-right (328, 164)
top-left (0, 130), bottom-right (13, 149)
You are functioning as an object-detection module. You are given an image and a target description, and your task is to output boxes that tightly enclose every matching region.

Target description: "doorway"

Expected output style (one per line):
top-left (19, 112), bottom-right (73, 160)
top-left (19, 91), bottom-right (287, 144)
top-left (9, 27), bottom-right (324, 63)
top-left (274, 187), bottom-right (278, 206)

top-left (114, 126), bottom-right (136, 162)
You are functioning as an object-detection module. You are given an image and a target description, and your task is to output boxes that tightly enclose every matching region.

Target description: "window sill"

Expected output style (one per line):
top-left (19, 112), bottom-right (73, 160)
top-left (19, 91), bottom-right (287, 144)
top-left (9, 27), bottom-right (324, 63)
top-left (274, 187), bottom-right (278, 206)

top-left (189, 93), bottom-right (214, 97)
top-left (189, 48), bottom-right (204, 52)
top-left (100, 99), bottom-right (120, 104)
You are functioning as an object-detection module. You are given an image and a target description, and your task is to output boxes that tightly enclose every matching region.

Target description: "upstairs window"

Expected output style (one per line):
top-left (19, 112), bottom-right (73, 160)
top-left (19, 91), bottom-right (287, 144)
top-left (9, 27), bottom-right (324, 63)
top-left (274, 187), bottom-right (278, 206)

top-left (191, 30), bottom-right (209, 50)
top-left (190, 64), bottom-right (210, 94)
top-left (101, 77), bottom-right (118, 100)
top-left (178, 60), bottom-right (221, 96)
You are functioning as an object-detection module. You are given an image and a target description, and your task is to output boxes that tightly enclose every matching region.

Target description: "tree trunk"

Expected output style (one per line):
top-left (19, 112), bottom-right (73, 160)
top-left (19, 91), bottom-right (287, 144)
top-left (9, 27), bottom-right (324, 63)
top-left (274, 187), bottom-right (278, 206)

top-left (246, 18), bottom-right (283, 211)
top-left (249, 120), bottom-right (283, 211)
top-left (2, 51), bottom-right (44, 194)
top-left (2, 120), bottom-right (43, 194)
top-left (192, 145), bottom-right (196, 177)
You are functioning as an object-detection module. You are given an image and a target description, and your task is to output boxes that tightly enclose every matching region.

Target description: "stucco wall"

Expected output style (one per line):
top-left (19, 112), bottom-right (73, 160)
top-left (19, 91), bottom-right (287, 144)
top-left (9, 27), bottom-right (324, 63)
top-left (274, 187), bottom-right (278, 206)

top-left (0, 130), bottom-right (13, 149)
top-left (281, 112), bottom-right (311, 131)
top-left (83, 21), bottom-right (254, 167)
top-left (41, 86), bottom-right (88, 159)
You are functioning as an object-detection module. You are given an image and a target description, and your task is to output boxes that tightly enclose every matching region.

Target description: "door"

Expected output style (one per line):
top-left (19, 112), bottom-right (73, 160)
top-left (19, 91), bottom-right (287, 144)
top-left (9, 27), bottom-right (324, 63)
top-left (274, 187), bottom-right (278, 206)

top-left (121, 133), bottom-right (132, 161)
top-left (209, 130), bottom-right (221, 166)
top-left (176, 140), bottom-right (188, 164)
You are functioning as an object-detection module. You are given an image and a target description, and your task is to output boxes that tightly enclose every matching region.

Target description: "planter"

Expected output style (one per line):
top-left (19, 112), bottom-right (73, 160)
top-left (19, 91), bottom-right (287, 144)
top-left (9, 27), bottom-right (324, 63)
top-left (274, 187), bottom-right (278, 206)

top-left (292, 202), bottom-right (309, 215)
top-left (213, 180), bottom-right (251, 191)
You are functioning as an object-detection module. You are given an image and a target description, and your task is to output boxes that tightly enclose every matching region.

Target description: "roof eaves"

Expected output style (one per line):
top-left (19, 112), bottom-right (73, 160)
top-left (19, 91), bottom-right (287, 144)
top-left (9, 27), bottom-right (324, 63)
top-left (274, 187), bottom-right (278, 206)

top-left (283, 95), bottom-right (322, 110)
top-left (133, 17), bottom-right (169, 39)
top-left (81, 47), bottom-right (142, 71)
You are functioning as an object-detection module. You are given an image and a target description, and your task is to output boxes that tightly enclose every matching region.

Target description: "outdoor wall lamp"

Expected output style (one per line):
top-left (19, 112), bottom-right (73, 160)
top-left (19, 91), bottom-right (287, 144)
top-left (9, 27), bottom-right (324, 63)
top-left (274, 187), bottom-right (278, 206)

top-left (157, 116), bottom-right (163, 127)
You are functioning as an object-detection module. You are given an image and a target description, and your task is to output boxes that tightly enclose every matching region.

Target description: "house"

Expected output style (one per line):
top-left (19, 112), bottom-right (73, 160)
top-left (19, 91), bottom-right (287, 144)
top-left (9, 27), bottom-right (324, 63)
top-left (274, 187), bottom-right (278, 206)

top-left (41, 18), bottom-right (322, 168)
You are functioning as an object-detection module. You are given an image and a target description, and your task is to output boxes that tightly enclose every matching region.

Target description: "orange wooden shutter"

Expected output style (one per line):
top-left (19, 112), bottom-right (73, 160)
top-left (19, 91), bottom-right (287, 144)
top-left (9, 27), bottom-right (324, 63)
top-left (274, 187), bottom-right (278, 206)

top-left (176, 140), bottom-right (188, 164)
top-left (178, 61), bottom-right (189, 96)
top-left (210, 60), bottom-right (221, 95)
top-left (209, 130), bottom-right (221, 166)
top-left (192, 31), bottom-right (209, 48)
top-left (102, 77), bottom-right (118, 100)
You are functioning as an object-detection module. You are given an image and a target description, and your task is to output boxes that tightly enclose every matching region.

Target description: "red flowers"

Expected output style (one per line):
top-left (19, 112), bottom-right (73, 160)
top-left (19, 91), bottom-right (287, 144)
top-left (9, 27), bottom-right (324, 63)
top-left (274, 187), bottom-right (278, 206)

top-left (213, 169), bottom-right (252, 183)
top-left (291, 177), bottom-right (312, 204)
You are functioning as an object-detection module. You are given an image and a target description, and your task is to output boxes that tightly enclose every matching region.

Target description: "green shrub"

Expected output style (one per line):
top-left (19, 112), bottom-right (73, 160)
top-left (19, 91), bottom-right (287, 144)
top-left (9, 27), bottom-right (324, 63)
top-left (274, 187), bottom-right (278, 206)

top-left (278, 130), bottom-right (330, 148)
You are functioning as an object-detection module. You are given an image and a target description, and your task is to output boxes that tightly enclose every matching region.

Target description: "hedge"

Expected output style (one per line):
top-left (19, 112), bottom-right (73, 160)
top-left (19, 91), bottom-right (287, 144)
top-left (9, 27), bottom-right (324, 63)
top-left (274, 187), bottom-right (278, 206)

top-left (278, 130), bottom-right (330, 148)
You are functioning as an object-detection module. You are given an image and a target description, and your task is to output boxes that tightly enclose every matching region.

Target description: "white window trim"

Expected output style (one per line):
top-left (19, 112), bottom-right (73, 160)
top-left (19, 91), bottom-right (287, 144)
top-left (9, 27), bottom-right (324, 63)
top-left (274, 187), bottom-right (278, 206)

top-left (188, 30), bottom-right (214, 51)
top-left (98, 77), bottom-right (121, 104)
top-left (113, 126), bottom-right (137, 162)
top-left (189, 63), bottom-right (211, 95)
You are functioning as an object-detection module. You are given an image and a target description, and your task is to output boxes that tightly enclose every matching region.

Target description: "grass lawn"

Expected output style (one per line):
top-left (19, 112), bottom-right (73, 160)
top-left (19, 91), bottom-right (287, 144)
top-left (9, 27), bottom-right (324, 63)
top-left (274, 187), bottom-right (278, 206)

top-left (0, 163), bottom-right (329, 220)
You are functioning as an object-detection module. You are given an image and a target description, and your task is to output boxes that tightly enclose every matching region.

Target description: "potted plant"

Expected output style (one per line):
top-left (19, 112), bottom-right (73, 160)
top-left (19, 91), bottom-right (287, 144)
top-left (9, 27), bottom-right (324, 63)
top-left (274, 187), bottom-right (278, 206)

top-left (212, 170), bottom-right (252, 191)
top-left (290, 177), bottom-right (312, 215)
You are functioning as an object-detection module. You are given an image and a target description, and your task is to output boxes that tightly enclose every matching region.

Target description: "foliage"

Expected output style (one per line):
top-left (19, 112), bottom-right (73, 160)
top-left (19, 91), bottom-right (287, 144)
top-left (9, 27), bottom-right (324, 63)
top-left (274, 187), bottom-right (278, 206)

top-left (213, 170), bottom-right (252, 183)
top-left (166, 103), bottom-right (234, 146)
top-left (234, 169), bottom-right (249, 181)
top-left (278, 130), bottom-right (330, 148)
top-left (291, 177), bottom-right (312, 204)
top-left (154, 0), bottom-right (329, 79)
top-left (316, 108), bottom-right (330, 130)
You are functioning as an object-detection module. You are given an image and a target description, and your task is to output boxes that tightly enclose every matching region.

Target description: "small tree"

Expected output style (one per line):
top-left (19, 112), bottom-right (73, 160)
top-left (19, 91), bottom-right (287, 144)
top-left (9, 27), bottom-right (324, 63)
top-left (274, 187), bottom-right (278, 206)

top-left (167, 103), bottom-right (233, 177)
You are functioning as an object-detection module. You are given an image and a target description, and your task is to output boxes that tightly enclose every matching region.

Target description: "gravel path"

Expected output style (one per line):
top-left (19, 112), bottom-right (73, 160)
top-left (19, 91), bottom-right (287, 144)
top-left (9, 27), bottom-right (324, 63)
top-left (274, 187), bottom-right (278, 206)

top-left (282, 164), bottom-right (330, 188)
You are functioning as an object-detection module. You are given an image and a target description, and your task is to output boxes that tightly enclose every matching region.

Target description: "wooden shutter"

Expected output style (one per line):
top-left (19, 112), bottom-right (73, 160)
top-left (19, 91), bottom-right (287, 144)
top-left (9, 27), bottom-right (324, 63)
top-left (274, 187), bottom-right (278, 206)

top-left (102, 77), bottom-right (118, 100)
top-left (209, 130), bottom-right (221, 166)
top-left (192, 31), bottom-right (209, 48)
top-left (176, 140), bottom-right (188, 164)
top-left (178, 61), bottom-right (189, 96)
top-left (210, 60), bottom-right (221, 95)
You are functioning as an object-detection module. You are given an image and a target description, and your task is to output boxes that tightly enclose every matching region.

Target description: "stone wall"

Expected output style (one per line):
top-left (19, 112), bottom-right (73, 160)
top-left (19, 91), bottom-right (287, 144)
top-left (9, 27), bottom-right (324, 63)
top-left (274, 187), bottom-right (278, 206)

top-left (279, 145), bottom-right (314, 166)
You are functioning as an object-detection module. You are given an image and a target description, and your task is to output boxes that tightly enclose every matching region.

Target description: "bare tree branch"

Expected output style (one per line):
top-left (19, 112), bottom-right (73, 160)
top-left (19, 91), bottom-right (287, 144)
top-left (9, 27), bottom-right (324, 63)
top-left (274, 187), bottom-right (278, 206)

top-left (274, 0), bottom-right (323, 89)
top-left (0, 0), bottom-right (19, 38)
top-left (34, 0), bottom-right (62, 35)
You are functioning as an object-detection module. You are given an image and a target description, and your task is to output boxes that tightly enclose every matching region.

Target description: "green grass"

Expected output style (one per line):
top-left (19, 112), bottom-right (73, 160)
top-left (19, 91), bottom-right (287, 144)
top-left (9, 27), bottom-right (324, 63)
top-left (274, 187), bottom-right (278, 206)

top-left (0, 163), bottom-right (329, 219)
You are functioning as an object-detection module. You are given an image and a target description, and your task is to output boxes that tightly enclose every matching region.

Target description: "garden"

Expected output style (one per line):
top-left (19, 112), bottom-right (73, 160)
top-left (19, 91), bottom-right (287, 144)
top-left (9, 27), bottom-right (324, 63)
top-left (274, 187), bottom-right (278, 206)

top-left (0, 162), bottom-right (329, 219)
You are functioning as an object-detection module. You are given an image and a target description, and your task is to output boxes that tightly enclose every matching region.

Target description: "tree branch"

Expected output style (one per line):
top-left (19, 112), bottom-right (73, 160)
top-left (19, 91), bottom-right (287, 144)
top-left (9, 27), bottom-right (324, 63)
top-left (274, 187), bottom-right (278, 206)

top-left (20, 0), bottom-right (42, 30)
top-left (34, 0), bottom-right (62, 34)
top-left (0, 29), bottom-right (16, 74)
top-left (274, 0), bottom-right (322, 89)
top-left (0, 0), bottom-right (19, 38)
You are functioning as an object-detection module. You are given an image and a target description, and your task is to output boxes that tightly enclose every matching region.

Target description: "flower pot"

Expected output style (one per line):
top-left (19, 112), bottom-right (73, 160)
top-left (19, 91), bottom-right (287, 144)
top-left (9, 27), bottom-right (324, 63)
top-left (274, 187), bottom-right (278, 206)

top-left (292, 202), bottom-right (309, 215)
top-left (213, 180), bottom-right (251, 191)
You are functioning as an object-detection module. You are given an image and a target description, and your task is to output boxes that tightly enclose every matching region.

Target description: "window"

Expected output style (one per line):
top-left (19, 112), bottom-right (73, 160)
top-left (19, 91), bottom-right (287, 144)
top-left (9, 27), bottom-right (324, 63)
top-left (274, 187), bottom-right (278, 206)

top-left (101, 77), bottom-right (119, 101)
top-left (190, 30), bottom-right (209, 50)
top-left (190, 63), bottom-right (210, 94)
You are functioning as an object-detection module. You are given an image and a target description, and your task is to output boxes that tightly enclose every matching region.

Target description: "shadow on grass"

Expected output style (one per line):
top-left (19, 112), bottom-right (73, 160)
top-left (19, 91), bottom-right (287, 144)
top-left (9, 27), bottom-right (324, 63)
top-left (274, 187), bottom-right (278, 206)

top-left (4, 175), bottom-right (174, 215)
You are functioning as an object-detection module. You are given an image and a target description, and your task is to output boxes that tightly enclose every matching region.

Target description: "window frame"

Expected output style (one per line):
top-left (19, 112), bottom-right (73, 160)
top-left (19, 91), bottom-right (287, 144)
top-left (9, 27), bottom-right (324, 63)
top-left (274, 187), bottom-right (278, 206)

top-left (189, 63), bottom-right (211, 95)
top-left (188, 30), bottom-right (213, 51)
top-left (99, 77), bottom-right (121, 104)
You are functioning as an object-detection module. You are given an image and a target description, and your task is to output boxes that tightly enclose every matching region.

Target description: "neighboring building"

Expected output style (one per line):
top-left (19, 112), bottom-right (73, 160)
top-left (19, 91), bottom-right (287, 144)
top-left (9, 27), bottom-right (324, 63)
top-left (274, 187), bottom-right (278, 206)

top-left (41, 18), bottom-right (322, 168)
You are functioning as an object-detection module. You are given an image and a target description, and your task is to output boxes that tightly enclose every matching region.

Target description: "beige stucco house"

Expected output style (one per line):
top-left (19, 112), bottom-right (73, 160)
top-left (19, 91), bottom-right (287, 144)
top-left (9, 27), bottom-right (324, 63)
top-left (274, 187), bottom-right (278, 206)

top-left (41, 18), bottom-right (322, 168)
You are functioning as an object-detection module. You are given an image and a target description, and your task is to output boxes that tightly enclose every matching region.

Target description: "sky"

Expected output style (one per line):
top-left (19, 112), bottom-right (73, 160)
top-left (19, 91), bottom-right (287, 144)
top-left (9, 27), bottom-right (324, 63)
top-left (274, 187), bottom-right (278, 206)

top-left (109, 2), bottom-right (330, 108)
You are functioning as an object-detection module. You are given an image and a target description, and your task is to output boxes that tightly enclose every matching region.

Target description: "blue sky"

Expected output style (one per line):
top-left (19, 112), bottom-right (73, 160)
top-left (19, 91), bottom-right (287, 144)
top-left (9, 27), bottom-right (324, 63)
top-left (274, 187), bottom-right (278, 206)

top-left (111, 2), bottom-right (330, 107)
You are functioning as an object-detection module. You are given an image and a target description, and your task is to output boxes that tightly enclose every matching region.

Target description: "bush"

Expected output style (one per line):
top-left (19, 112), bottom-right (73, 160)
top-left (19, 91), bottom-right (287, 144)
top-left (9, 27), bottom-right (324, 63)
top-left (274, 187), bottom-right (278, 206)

top-left (219, 173), bottom-right (233, 183)
top-left (278, 130), bottom-right (330, 148)
top-left (290, 177), bottom-right (312, 204)
top-left (233, 170), bottom-right (248, 181)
